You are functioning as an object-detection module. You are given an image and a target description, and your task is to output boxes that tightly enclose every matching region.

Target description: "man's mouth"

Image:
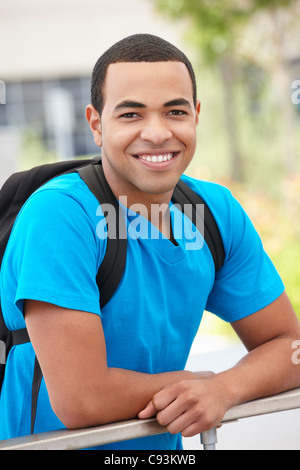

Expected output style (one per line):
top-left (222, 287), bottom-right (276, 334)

top-left (134, 152), bottom-right (177, 163)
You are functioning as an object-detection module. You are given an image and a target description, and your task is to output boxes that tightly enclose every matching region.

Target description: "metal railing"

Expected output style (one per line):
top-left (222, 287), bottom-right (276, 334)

top-left (0, 387), bottom-right (300, 450)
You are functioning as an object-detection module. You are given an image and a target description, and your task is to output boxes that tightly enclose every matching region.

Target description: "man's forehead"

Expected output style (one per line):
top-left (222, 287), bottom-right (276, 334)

top-left (104, 61), bottom-right (194, 102)
top-left (106, 61), bottom-right (190, 79)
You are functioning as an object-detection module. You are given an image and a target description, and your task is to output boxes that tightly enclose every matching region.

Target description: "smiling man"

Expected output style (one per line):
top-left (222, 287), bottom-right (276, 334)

top-left (86, 59), bottom-right (200, 237)
top-left (0, 34), bottom-right (300, 450)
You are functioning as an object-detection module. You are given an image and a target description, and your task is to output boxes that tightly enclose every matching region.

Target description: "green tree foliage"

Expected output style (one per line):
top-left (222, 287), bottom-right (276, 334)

top-left (156, 0), bottom-right (250, 63)
top-left (155, 0), bottom-right (298, 61)
top-left (153, 0), bottom-right (300, 325)
top-left (154, 0), bottom-right (300, 180)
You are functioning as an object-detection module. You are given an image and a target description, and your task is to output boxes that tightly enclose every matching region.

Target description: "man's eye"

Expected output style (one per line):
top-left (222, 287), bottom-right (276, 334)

top-left (168, 110), bottom-right (187, 116)
top-left (120, 112), bottom-right (139, 119)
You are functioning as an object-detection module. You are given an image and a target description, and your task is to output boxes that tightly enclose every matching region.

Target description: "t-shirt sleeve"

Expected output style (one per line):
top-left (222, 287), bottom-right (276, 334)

top-left (205, 189), bottom-right (285, 322)
top-left (9, 185), bottom-right (102, 317)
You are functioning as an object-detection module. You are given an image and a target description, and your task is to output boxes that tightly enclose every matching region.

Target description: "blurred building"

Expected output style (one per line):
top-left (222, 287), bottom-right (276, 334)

top-left (0, 0), bottom-right (186, 184)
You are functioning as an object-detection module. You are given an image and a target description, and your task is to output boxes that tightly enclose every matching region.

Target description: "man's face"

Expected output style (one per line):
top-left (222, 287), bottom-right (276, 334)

top-left (87, 61), bottom-right (200, 205)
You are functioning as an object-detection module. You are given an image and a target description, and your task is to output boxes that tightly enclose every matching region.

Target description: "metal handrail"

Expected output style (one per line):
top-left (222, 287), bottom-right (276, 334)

top-left (0, 388), bottom-right (300, 450)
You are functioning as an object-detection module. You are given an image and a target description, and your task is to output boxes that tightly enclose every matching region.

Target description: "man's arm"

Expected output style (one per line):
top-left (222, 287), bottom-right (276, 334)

top-left (24, 300), bottom-right (209, 430)
top-left (139, 292), bottom-right (300, 437)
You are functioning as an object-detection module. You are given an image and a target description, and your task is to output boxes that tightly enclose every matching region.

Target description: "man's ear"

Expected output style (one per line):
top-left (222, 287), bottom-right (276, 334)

top-left (195, 100), bottom-right (201, 126)
top-left (86, 105), bottom-right (102, 147)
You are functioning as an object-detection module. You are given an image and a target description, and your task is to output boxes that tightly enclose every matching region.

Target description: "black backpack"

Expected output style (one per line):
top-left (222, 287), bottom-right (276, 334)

top-left (0, 157), bottom-right (225, 434)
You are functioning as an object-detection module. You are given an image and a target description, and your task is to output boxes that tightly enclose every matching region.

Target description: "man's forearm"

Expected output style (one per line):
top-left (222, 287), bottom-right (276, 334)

top-left (211, 335), bottom-right (300, 410)
top-left (138, 294), bottom-right (300, 437)
top-left (60, 367), bottom-right (204, 429)
top-left (64, 336), bottom-right (299, 431)
top-left (138, 335), bottom-right (300, 437)
top-left (102, 368), bottom-right (196, 422)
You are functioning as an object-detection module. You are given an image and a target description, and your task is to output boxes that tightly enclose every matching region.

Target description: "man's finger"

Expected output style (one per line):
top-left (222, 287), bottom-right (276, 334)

top-left (138, 400), bottom-right (157, 419)
top-left (152, 383), bottom-right (179, 411)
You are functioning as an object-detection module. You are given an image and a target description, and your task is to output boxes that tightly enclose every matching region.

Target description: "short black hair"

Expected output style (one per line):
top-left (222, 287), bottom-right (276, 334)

top-left (91, 34), bottom-right (197, 115)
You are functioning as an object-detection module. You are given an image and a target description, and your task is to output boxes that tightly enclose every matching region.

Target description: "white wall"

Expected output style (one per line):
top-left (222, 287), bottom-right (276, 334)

top-left (0, 0), bottom-right (187, 81)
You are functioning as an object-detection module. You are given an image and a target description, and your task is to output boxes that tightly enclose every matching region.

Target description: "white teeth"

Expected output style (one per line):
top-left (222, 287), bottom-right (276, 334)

top-left (138, 153), bottom-right (174, 163)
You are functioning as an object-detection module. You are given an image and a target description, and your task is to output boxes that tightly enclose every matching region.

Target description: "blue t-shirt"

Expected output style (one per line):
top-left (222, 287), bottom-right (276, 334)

top-left (0, 172), bottom-right (284, 448)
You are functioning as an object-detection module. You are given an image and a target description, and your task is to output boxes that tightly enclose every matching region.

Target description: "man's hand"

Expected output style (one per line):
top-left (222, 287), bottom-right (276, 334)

top-left (138, 372), bottom-right (226, 437)
top-left (139, 292), bottom-right (300, 438)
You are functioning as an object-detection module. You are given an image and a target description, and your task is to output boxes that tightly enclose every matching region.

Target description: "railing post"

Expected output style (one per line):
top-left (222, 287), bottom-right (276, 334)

top-left (200, 427), bottom-right (218, 450)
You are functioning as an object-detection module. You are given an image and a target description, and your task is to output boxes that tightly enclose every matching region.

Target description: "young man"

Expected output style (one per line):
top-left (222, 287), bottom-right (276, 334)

top-left (0, 34), bottom-right (299, 450)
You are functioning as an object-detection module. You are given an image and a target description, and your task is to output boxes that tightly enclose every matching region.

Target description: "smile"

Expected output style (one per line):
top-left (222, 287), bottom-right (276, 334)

top-left (135, 153), bottom-right (176, 163)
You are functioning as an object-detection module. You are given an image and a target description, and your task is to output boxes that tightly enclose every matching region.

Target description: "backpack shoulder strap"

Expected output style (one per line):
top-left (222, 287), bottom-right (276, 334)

top-left (0, 157), bottom-right (99, 267)
top-left (172, 179), bottom-right (225, 272)
top-left (77, 163), bottom-right (127, 309)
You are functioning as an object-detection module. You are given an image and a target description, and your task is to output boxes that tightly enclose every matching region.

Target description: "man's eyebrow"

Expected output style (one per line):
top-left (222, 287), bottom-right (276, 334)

top-left (114, 98), bottom-right (192, 112)
top-left (163, 98), bottom-right (192, 108)
top-left (114, 100), bottom-right (146, 111)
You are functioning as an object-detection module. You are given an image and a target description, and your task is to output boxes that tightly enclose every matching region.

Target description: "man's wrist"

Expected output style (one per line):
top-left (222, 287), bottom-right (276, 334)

top-left (205, 370), bottom-right (241, 411)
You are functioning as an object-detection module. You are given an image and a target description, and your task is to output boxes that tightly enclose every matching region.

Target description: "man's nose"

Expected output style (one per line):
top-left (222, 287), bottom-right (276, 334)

top-left (140, 116), bottom-right (173, 144)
